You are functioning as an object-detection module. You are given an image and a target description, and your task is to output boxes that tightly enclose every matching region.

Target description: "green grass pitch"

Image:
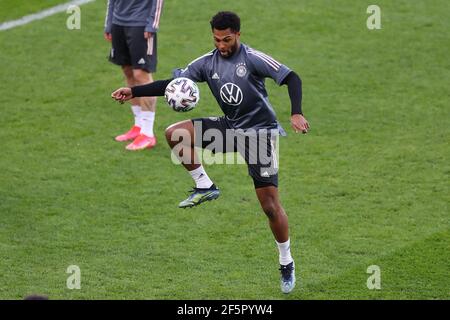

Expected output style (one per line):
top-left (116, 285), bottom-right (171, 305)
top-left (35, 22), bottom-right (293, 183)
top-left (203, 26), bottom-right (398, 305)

top-left (0, 0), bottom-right (448, 299)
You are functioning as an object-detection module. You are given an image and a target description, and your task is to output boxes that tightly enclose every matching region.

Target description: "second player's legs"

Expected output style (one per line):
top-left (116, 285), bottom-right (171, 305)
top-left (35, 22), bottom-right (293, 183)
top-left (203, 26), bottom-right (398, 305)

top-left (113, 65), bottom-right (142, 142)
top-left (122, 66), bottom-right (156, 112)
top-left (114, 26), bottom-right (157, 148)
top-left (132, 69), bottom-right (156, 113)
top-left (122, 65), bottom-right (137, 104)
top-left (117, 66), bottom-right (156, 148)
top-left (132, 69), bottom-right (156, 140)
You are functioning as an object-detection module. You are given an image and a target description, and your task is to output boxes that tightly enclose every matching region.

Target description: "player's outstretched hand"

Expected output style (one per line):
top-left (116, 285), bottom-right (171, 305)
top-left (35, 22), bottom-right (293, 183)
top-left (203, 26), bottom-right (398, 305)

top-left (291, 114), bottom-right (310, 134)
top-left (111, 87), bottom-right (133, 104)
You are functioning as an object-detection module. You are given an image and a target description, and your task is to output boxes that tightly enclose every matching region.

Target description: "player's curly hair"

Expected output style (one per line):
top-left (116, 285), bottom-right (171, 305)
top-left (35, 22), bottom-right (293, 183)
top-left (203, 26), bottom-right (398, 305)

top-left (210, 11), bottom-right (240, 32)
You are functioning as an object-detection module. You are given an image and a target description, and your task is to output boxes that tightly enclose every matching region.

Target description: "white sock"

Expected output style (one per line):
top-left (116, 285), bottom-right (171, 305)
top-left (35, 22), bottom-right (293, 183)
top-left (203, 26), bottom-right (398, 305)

top-left (131, 105), bottom-right (142, 128)
top-left (189, 166), bottom-right (213, 189)
top-left (276, 238), bottom-right (294, 266)
top-left (140, 111), bottom-right (155, 137)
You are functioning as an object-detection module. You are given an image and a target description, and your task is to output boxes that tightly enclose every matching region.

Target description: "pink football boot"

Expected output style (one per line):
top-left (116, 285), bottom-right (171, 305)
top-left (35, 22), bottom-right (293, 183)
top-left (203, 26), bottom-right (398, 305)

top-left (126, 134), bottom-right (157, 150)
top-left (115, 125), bottom-right (141, 142)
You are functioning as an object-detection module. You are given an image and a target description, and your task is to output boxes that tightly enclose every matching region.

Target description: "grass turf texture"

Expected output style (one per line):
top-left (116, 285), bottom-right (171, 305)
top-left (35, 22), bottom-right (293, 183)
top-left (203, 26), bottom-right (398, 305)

top-left (0, 0), bottom-right (448, 299)
top-left (0, 0), bottom-right (72, 22)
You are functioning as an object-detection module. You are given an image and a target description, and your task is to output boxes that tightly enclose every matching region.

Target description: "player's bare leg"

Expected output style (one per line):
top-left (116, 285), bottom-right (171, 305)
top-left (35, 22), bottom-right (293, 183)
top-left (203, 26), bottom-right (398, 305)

top-left (255, 186), bottom-right (289, 242)
top-left (165, 120), bottom-right (219, 208)
top-left (126, 69), bottom-right (157, 150)
top-left (255, 186), bottom-right (296, 294)
top-left (115, 65), bottom-right (141, 142)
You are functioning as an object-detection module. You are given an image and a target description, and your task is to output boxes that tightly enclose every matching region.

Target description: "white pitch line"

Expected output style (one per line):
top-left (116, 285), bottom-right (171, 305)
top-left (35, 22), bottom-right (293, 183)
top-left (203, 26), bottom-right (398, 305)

top-left (0, 0), bottom-right (96, 31)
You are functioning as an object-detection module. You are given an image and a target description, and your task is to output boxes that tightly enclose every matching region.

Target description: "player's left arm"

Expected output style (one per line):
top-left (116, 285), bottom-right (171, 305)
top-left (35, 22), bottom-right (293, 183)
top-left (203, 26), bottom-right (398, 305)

top-left (281, 71), bottom-right (310, 134)
top-left (145, 0), bottom-right (164, 38)
top-left (247, 49), bottom-right (309, 134)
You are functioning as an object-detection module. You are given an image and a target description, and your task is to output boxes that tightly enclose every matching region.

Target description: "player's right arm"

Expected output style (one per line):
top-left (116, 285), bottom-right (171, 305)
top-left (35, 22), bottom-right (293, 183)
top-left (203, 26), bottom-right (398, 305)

top-left (112, 53), bottom-right (210, 102)
top-left (111, 79), bottom-right (173, 102)
top-left (112, 52), bottom-right (211, 102)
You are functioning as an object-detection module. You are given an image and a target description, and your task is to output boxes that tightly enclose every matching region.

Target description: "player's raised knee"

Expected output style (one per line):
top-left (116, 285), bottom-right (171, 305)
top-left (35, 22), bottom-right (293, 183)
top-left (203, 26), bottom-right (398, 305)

top-left (165, 124), bottom-right (177, 142)
top-left (166, 121), bottom-right (193, 140)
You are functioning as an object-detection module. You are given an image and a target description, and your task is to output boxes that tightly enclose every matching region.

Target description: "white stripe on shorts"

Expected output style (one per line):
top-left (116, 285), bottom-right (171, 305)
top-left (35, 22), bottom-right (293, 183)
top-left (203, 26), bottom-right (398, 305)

top-left (147, 35), bottom-right (154, 56)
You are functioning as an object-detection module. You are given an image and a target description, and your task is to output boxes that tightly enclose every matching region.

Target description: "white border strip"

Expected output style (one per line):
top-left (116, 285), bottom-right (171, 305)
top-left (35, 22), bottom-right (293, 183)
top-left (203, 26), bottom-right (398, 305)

top-left (0, 0), bottom-right (96, 31)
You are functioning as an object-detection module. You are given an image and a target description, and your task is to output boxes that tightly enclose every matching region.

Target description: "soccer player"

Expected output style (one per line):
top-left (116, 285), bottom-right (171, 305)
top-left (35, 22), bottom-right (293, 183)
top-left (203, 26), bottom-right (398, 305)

top-left (111, 11), bottom-right (309, 294)
top-left (104, 0), bottom-right (164, 150)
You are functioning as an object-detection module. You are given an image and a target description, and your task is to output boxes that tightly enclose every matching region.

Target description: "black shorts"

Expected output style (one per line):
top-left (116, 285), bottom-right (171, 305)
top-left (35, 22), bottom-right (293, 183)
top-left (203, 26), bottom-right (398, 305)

top-left (109, 24), bottom-right (157, 73)
top-left (192, 117), bottom-right (279, 188)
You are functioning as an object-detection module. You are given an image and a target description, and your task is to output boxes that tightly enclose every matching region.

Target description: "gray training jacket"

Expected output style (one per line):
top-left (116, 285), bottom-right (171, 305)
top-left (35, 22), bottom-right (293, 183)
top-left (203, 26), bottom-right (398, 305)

top-left (104, 0), bottom-right (164, 33)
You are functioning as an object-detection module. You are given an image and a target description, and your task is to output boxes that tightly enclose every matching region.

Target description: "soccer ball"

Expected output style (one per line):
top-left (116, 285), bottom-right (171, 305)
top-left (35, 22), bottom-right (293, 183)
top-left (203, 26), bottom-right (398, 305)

top-left (164, 77), bottom-right (200, 112)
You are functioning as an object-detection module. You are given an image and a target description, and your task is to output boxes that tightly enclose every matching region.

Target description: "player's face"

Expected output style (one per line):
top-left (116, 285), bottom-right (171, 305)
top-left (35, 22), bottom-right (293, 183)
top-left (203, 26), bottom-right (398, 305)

top-left (213, 28), bottom-right (241, 58)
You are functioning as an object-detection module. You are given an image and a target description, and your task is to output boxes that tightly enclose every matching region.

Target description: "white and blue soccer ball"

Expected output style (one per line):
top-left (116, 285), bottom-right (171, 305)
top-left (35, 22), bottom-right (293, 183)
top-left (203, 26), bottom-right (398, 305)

top-left (164, 77), bottom-right (200, 112)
